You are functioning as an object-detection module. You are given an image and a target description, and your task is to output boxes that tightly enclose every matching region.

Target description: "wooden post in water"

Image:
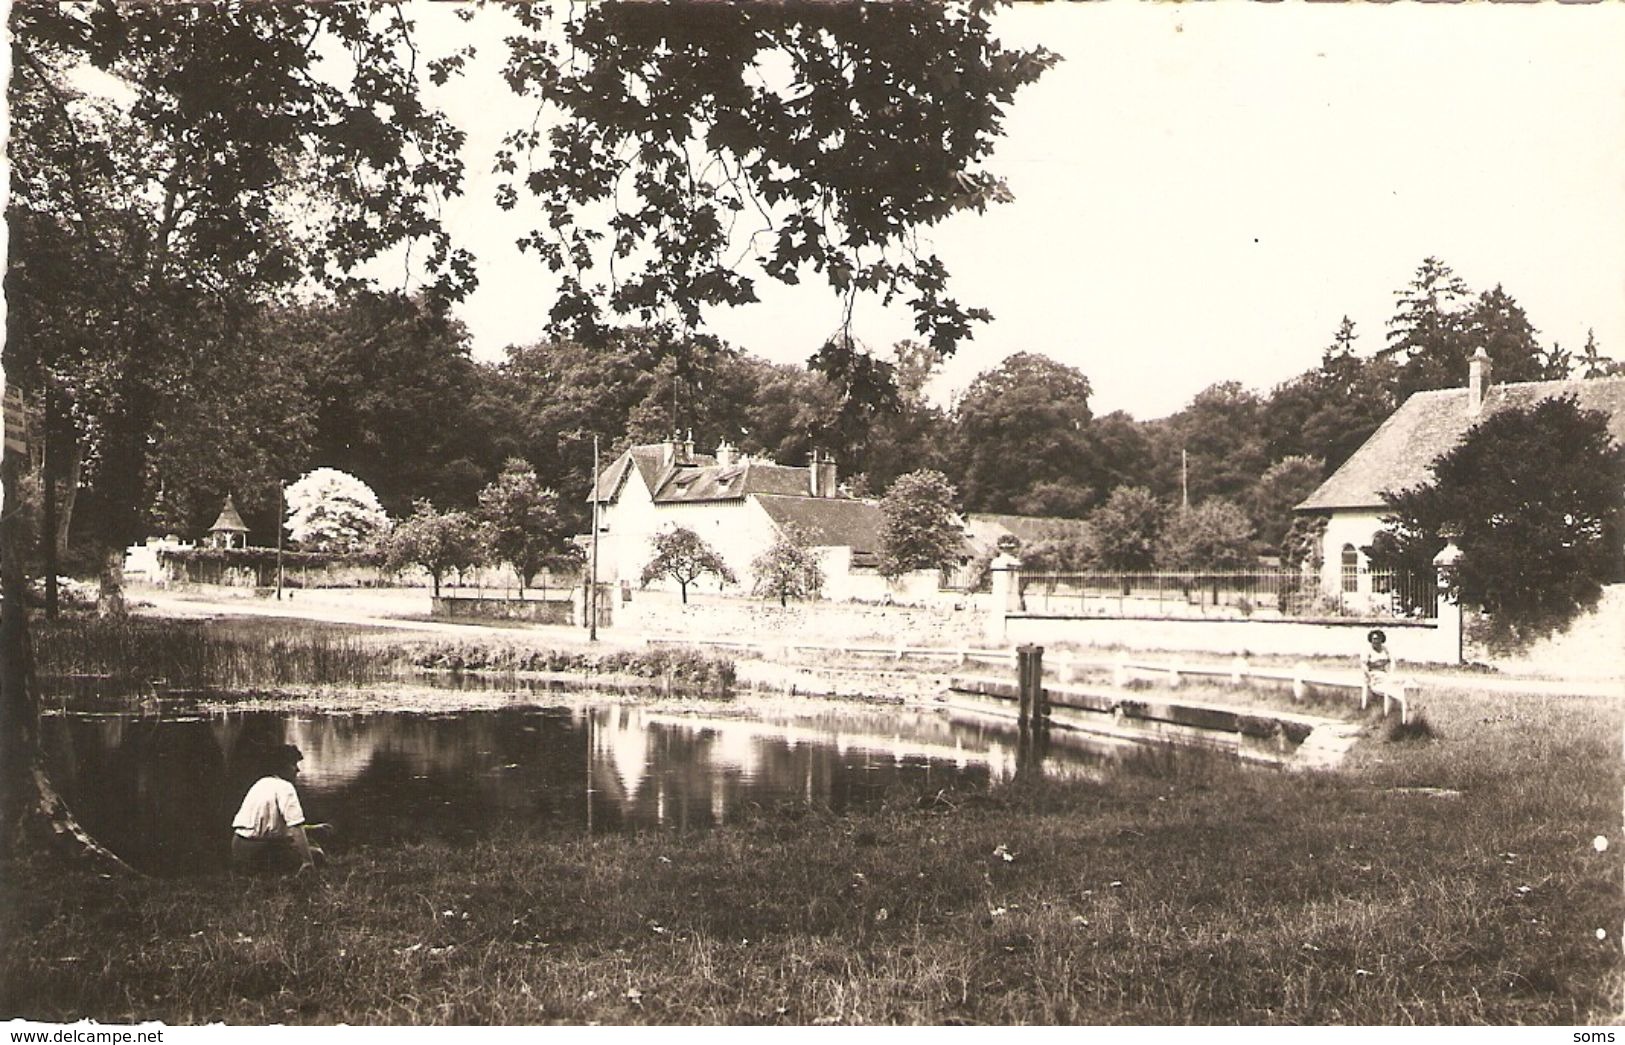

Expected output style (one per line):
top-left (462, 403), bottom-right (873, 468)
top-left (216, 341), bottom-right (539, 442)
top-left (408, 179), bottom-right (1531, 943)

top-left (1017, 644), bottom-right (1045, 729)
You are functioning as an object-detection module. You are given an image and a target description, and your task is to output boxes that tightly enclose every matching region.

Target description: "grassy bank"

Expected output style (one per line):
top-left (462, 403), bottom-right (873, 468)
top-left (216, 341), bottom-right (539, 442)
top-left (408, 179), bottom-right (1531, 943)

top-left (2, 682), bottom-right (1618, 1025)
top-left (32, 616), bottom-right (736, 698)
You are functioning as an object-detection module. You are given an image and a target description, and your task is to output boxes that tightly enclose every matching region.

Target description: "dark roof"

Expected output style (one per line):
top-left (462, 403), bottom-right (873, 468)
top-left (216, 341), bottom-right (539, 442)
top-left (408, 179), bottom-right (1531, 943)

top-left (592, 443), bottom-right (812, 504)
top-left (755, 495), bottom-right (885, 563)
top-left (1297, 377), bottom-right (1625, 512)
top-left (209, 495), bottom-right (249, 533)
top-left (963, 512), bottom-right (1088, 548)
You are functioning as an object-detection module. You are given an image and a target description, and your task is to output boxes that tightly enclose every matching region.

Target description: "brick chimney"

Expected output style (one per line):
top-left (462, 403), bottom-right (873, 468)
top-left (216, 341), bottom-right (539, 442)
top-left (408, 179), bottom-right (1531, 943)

top-left (682, 429), bottom-right (695, 461)
top-left (715, 440), bottom-right (736, 468)
top-left (1468, 347), bottom-right (1492, 414)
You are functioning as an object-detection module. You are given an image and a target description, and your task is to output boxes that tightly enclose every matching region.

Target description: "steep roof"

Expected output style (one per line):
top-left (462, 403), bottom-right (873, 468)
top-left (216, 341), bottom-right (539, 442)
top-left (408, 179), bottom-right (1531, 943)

top-left (209, 495), bottom-right (248, 534)
top-left (1297, 377), bottom-right (1625, 512)
top-left (754, 494), bottom-right (885, 565)
top-left (654, 460), bottom-right (811, 503)
top-left (592, 443), bottom-right (813, 504)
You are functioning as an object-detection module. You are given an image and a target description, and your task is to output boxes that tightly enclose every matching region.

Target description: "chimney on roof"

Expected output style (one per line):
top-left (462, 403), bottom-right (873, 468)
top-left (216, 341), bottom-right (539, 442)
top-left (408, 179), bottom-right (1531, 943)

top-left (1468, 347), bottom-right (1492, 413)
top-left (808, 449), bottom-right (838, 498)
top-left (715, 440), bottom-right (736, 468)
top-left (683, 429), bottom-right (695, 461)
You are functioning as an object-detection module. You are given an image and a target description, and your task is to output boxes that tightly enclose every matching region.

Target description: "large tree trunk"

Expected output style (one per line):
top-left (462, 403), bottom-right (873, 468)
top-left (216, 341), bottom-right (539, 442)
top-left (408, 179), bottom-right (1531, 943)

top-left (54, 439), bottom-right (80, 556)
top-left (1, 450), bottom-right (134, 872)
top-left (97, 546), bottom-right (126, 617)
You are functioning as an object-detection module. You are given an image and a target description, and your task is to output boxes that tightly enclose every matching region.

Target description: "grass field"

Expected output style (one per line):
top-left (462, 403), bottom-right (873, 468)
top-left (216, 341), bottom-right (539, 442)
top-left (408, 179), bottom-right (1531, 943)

top-left (2, 678), bottom-right (1618, 1025)
top-left (30, 615), bottom-right (736, 698)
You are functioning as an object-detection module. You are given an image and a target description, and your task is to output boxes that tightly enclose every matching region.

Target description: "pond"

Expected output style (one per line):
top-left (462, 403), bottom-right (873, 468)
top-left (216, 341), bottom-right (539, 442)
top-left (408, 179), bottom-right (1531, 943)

top-left (41, 694), bottom-right (1175, 876)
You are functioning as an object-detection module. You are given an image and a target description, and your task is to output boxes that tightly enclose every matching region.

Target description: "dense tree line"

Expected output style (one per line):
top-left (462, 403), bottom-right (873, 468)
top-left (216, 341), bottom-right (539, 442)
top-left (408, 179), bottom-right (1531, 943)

top-left (19, 254), bottom-right (1619, 581)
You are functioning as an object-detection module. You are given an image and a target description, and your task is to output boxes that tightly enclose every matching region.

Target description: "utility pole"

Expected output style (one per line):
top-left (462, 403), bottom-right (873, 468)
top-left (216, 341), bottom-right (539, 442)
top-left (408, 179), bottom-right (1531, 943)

top-left (589, 432), bottom-right (600, 642)
top-left (275, 483), bottom-right (285, 600)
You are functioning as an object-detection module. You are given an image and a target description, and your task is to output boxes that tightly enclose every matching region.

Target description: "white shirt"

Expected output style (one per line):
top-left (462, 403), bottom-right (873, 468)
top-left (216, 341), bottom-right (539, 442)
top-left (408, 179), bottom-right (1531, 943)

top-left (232, 775), bottom-right (306, 839)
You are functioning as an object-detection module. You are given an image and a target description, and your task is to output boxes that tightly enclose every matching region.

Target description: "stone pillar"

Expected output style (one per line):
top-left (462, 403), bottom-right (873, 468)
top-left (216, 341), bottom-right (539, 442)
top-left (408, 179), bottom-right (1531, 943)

top-left (1433, 539), bottom-right (1465, 665)
top-left (987, 553), bottom-right (1021, 646)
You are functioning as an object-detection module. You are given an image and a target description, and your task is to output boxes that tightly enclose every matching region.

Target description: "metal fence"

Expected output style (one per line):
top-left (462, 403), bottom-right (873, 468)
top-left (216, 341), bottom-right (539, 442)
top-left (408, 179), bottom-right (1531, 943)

top-left (1010, 567), bottom-right (1438, 621)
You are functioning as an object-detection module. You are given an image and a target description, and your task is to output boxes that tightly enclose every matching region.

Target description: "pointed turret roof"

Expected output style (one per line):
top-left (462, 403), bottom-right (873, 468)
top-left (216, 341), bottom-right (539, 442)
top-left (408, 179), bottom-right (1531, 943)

top-left (209, 495), bottom-right (249, 534)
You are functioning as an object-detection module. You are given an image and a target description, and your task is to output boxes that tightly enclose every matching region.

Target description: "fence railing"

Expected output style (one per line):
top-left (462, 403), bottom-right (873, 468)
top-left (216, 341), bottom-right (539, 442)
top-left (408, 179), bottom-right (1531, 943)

top-left (1009, 567), bottom-right (1438, 622)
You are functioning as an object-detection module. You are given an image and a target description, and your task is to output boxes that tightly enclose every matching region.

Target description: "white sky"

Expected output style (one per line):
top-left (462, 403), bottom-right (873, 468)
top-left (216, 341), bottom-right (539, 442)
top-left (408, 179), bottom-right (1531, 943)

top-left (415, 3), bottom-right (1625, 421)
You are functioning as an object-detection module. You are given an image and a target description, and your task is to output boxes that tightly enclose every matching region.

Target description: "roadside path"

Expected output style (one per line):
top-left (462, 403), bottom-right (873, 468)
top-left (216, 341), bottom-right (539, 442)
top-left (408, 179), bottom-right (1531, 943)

top-left (134, 588), bottom-right (1622, 700)
top-left (135, 589), bottom-right (637, 649)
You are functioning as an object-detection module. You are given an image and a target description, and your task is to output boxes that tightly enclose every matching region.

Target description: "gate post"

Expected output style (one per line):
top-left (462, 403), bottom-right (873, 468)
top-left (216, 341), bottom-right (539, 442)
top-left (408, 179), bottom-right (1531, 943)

top-left (987, 552), bottom-right (1022, 645)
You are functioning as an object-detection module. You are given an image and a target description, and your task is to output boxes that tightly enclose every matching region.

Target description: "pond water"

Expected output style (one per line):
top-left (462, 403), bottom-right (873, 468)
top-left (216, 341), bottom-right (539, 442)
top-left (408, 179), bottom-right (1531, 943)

top-left (41, 694), bottom-right (1169, 876)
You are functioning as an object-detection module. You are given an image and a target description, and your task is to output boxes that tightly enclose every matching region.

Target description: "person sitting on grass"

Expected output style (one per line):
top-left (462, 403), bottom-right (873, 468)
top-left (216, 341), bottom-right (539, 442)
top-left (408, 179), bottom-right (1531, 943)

top-left (231, 743), bottom-right (323, 874)
top-left (1362, 628), bottom-right (1398, 698)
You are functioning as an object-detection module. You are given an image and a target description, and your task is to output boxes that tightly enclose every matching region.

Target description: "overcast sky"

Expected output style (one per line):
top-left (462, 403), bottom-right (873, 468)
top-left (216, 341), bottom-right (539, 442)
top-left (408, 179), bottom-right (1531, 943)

top-left (421, 2), bottom-right (1624, 421)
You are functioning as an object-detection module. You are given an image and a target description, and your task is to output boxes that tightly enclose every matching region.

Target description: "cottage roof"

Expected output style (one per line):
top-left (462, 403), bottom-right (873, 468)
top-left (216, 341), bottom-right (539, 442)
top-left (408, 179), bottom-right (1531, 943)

top-left (592, 443), bottom-right (816, 504)
top-left (963, 512), bottom-right (1088, 549)
top-left (754, 494), bottom-right (885, 565)
top-left (209, 495), bottom-right (249, 534)
top-left (1296, 376), bottom-right (1625, 512)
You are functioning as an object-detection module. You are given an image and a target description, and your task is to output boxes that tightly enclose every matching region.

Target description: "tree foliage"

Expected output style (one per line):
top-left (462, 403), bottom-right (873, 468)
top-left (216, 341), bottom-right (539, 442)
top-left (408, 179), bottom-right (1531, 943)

top-left (1088, 486), bottom-right (1163, 571)
top-left (1380, 259), bottom-right (1566, 402)
top-left (5, 2), bottom-right (471, 574)
top-left (639, 525), bottom-right (737, 604)
top-left (1578, 330), bottom-right (1625, 380)
top-left (284, 469), bottom-right (391, 555)
top-left (476, 459), bottom-right (567, 594)
top-left (1156, 499), bottom-right (1257, 572)
top-left (1370, 395), bottom-right (1625, 640)
top-left (1017, 521), bottom-right (1098, 573)
top-left (750, 524), bottom-right (825, 607)
top-left (498, 2), bottom-right (1057, 352)
top-left (954, 352), bottom-right (1094, 513)
top-left (383, 501), bottom-right (483, 598)
top-left (1262, 318), bottom-right (1395, 473)
top-left (877, 470), bottom-right (963, 579)
top-left (274, 292), bottom-right (495, 514)
top-left (1148, 382), bottom-right (1269, 507)
top-left (1247, 455), bottom-right (1325, 552)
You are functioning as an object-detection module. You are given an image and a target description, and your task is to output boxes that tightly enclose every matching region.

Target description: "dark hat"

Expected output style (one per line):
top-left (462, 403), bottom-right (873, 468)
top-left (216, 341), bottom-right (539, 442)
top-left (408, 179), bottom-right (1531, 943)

top-left (1367, 629), bottom-right (1387, 644)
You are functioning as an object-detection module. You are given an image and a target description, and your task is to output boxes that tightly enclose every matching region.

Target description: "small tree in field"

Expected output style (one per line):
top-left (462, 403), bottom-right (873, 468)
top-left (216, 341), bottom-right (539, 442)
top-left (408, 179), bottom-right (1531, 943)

top-left (285, 468), bottom-right (391, 554)
top-left (1369, 394), bottom-right (1624, 642)
top-left (383, 501), bottom-right (483, 598)
top-left (640, 525), bottom-right (737, 604)
top-left (751, 525), bottom-right (825, 606)
top-left (477, 459), bottom-right (566, 595)
top-left (877, 469), bottom-right (962, 579)
top-left (1156, 499), bottom-right (1257, 571)
top-left (1089, 486), bottom-right (1163, 571)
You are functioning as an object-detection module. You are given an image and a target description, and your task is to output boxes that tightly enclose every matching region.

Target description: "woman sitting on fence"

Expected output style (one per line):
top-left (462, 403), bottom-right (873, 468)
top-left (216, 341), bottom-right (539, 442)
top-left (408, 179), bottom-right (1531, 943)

top-left (1361, 629), bottom-right (1398, 698)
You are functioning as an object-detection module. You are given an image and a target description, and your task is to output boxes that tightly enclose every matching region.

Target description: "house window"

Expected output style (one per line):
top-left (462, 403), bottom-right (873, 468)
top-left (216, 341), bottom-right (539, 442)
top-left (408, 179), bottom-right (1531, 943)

top-left (1340, 544), bottom-right (1359, 593)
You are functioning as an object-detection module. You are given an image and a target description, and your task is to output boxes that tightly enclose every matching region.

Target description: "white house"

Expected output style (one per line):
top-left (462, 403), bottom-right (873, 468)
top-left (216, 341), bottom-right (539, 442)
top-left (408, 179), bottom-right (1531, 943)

top-left (1296, 348), bottom-right (1625, 596)
top-left (588, 436), bottom-right (904, 600)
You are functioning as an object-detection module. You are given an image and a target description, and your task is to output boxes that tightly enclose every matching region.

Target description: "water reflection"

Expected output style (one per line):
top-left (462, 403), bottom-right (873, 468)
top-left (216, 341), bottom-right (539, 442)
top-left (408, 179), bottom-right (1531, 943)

top-left (41, 701), bottom-right (1148, 876)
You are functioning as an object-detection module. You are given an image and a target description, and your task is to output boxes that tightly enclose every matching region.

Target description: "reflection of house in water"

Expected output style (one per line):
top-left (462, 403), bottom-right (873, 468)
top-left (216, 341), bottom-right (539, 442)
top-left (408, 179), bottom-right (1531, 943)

top-left (43, 701), bottom-right (1140, 875)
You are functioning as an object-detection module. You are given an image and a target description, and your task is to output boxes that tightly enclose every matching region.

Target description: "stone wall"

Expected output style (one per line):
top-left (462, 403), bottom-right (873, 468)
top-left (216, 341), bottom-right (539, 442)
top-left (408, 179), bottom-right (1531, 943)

top-left (618, 589), bottom-right (991, 647)
top-left (432, 595), bottom-right (575, 625)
